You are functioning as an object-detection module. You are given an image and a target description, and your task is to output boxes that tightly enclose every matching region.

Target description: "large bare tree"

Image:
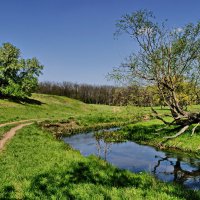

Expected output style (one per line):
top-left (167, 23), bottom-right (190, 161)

top-left (111, 10), bottom-right (200, 138)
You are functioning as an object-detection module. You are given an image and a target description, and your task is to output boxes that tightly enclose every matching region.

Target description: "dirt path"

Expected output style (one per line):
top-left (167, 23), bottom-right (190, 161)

top-left (0, 123), bottom-right (33, 150)
top-left (0, 118), bottom-right (48, 128)
top-left (0, 119), bottom-right (35, 128)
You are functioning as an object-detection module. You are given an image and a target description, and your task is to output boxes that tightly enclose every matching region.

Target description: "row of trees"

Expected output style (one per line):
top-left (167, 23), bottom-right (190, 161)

top-left (37, 81), bottom-right (200, 107)
top-left (38, 82), bottom-right (116, 105)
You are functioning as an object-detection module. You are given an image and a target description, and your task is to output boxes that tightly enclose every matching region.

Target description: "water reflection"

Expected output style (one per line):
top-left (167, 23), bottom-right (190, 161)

top-left (153, 155), bottom-right (200, 188)
top-left (63, 131), bottom-right (200, 190)
top-left (96, 138), bottom-right (112, 160)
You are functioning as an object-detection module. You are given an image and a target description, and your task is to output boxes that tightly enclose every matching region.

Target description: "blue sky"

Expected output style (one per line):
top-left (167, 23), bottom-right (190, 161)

top-left (0, 0), bottom-right (200, 85)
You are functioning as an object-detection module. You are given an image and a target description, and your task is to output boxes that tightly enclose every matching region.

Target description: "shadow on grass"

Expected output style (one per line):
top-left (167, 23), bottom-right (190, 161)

top-left (1, 95), bottom-right (44, 105)
top-left (2, 157), bottom-right (198, 199)
top-left (124, 124), bottom-right (164, 142)
top-left (123, 123), bottom-right (189, 143)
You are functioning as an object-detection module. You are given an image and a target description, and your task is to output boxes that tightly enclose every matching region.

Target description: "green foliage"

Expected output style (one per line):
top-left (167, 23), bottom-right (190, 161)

top-left (0, 43), bottom-right (43, 98)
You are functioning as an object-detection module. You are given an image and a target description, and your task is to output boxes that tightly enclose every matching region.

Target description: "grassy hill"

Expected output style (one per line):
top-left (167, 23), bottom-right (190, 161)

top-left (0, 93), bottom-right (152, 124)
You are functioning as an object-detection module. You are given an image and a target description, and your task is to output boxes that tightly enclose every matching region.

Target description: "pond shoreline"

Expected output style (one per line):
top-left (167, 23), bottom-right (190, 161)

top-left (40, 120), bottom-right (128, 137)
top-left (41, 119), bottom-right (200, 156)
top-left (122, 121), bottom-right (200, 155)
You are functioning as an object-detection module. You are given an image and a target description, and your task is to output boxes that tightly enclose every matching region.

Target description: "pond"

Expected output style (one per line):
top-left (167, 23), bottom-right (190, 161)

top-left (62, 129), bottom-right (200, 190)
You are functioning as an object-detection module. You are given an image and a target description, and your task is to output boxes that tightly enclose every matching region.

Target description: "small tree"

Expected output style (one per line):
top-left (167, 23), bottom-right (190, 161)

top-left (0, 43), bottom-right (43, 99)
top-left (111, 10), bottom-right (200, 138)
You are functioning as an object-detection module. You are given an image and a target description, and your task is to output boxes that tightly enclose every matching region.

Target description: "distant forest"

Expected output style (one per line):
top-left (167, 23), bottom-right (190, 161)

top-left (37, 81), bottom-right (200, 107)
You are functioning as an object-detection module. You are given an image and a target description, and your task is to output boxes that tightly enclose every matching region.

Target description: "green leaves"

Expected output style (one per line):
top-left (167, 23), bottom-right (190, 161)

top-left (0, 43), bottom-right (43, 99)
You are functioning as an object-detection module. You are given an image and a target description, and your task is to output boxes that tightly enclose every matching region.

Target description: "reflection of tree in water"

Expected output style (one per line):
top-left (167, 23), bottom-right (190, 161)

top-left (153, 155), bottom-right (200, 186)
top-left (95, 138), bottom-right (112, 161)
top-left (94, 129), bottom-right (117, 160)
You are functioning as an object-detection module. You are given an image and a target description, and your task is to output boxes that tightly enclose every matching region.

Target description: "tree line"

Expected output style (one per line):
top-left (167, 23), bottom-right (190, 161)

top-left (37, 81), bottom-right (200, 107)
top-left (37, 81), bottom-right (153, 106)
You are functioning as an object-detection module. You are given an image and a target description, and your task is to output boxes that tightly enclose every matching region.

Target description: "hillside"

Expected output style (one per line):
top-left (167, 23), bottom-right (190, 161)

top-left (0, 93), bottom-right (152, 124)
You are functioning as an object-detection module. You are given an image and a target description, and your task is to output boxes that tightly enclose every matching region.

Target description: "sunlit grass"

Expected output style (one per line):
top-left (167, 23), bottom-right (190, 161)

top-left (0, 93), bottom-right (153, 124)
top-left (119, 120), bottom-right (200, 154)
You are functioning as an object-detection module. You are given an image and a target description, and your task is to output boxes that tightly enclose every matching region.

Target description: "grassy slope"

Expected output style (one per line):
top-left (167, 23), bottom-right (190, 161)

top-left (0, 93), bottom-right (150, 124)
top-left (0, 125), bottom-right (199, 199)
top-left (0, 94), bottom-right (89, 123)
top-left (0, 94), bottom-right (200, 199)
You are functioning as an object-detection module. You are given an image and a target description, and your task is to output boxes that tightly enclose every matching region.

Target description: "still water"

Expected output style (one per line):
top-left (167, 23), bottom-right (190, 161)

top-left (63, 130), bottom-right (200, 190)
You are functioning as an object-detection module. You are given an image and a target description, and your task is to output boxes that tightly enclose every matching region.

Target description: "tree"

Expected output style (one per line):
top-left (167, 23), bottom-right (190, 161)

top-left (0, 43), bottom-right (43, 99)
top-left (111, 10), bottom-right (200, 138)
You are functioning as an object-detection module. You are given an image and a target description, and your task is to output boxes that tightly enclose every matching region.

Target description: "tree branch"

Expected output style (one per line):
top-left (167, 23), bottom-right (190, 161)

top-left (151, 107), bottom-right (170, 125)
top-left (191, 122), bottom-right (200, 136)
top-left (164, 125), bottom-right (189, 139)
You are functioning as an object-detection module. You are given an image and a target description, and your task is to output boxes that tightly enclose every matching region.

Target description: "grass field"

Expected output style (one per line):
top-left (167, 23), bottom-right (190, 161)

top-left (0, 94), bottom-right (200, 199)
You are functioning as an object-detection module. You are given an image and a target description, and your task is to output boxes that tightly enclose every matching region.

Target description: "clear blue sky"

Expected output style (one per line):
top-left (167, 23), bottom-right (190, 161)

top-left (0, 0), bottom-right (200, 85)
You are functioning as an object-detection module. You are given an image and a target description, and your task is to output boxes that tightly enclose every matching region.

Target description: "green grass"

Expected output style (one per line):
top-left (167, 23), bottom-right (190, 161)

top-left (0, 124), bottom-right (199, 199)
top-left (0, 93), bottom-right (88, 123)
top-left (0, 94), bottom-right (198, 125)
top-left (0, 93), bottom-right (151, 124)
top-left (114, 119), bottom-right (200, 154)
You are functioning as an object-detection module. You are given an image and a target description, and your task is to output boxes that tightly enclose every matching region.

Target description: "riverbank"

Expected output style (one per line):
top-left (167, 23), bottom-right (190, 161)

top-left (122, 119), bottom-right (200, 155)
top-left (0, 124), bottom-right (199, 199)
top-left (46, 117), bottom-right (200, 155)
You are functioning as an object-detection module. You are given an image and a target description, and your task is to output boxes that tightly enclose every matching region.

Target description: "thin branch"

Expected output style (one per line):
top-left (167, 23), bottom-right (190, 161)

top-left (164, 125), bottom-right (189, 139)
top-left (191, 122), bottom-right (200, 136)
top-left (151, 107), bottom-right (170, 125)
